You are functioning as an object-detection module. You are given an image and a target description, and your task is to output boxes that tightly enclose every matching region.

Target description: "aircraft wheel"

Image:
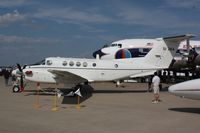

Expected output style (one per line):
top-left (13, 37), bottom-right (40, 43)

top-left (13, 85), bottom-right (20, 93)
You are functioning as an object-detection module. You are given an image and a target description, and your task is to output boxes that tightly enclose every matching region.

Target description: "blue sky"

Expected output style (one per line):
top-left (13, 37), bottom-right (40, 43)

top-left (0, 0), bottom-right (200, 65)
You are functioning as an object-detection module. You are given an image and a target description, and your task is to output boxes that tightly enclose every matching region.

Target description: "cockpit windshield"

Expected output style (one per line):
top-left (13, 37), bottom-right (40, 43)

top-left (111, 44), bottom-right (122, 48)
top-left (31, 59), bottom-right (45, 65)
top-left (102, 44), bottom-right (109, 48)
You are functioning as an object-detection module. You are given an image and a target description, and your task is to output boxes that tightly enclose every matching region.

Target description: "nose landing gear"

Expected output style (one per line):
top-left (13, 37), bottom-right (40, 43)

top-left (12, 85), bottom-right (20, 93)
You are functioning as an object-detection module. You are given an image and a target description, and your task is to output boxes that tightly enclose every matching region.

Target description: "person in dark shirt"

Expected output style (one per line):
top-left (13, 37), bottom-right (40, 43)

top-left (3, 69), bottom-right (10, 86)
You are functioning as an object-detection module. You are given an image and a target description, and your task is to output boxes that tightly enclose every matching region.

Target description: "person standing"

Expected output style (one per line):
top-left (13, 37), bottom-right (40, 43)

top-left (151, 72), bottom-right (161, 103)
top-left (147, 75), bottom-right (153, 92)
top-left (3, 69), bottom-right (10, 86)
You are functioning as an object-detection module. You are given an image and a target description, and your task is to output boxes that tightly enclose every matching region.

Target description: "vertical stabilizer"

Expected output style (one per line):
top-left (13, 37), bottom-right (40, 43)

top-left (144, 34), bottom-right (194, 68)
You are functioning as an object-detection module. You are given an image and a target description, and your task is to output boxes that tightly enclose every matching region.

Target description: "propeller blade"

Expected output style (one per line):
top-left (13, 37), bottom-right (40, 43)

top-left (23, 65), bottom-right (27, 69)
top-left (16, 63), bottom-right (22, 72)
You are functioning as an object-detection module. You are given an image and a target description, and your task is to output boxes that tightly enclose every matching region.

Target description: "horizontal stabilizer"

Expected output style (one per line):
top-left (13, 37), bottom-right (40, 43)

top-left (163, 34), bottom-right (195, 43)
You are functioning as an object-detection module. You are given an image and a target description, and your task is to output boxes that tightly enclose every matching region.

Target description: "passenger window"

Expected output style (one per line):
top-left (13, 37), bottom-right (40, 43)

top-left (92, 63), bottom-right (96, 67)
top-left (76, 62), bottom-right (81, 67)
top-left (69, 61), bottom-right (74, 66)
top-left (46, 60), bottom-right (52, 65)
top-left (83, 62), bottom-right (88, 67)
top-left (62, 61), bottom-right (67, 66)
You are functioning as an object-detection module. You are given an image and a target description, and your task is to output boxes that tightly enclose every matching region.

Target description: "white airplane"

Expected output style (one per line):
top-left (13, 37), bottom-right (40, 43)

top-left (168, 79), bottom-right (200, 100)
top-left (93, 40), bottom-right (200, 59)
top-left (93, 39), bottom-right (200, 69)
top-left (12, 34), bottom-right (193, 93)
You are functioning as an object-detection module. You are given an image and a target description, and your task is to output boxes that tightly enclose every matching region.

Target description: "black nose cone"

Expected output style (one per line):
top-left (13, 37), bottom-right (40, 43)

top-left (93, 49), bottom-right (106, 58)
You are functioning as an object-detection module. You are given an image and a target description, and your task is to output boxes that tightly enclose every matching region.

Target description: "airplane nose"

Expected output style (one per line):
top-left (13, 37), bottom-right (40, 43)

top-left (168, 85), bottom-right (176, 93)
top-left (12, 69), bottom-right (21, 76)
top-left (11, 69), bottom-right (17, 76)
top-left (93, 49), bottom-right (106, 59)
top-left (168, 84), bottom-right (185, 98)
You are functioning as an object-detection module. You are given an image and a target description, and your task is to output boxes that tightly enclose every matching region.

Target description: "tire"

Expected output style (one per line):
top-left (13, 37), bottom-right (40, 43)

top-left (13, 85), bottom-right (20, 93)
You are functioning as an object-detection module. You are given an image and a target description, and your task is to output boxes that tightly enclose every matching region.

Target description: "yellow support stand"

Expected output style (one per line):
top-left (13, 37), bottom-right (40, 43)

top-left (34, 83), bottom-right (41, 109)
top-left (51, 89), bottom-right (58, 111)
top-left (76, 95), bottom-right (81, 109)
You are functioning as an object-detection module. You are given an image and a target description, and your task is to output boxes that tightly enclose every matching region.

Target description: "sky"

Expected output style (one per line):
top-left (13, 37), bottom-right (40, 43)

top-left (0, 0), bottom-right (200, 66)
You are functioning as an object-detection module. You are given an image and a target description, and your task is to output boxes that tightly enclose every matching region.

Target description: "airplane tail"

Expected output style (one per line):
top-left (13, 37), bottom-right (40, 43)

top-left (144, 34), bottom-right (194, 69)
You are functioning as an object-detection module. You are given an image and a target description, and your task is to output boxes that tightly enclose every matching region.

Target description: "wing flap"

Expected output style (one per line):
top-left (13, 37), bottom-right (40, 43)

top-left (48, 69), bottom-right (87, 84)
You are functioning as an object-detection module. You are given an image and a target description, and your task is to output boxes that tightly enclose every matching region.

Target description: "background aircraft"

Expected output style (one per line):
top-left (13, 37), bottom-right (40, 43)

top-left (93, 38), bottom-right (200, 82)
top-left (169, 78), bottom-right (200, 100)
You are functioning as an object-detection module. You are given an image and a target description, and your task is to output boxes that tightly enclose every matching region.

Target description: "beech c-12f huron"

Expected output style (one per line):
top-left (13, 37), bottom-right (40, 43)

top-left (12, 34), bottom-right (194, 93)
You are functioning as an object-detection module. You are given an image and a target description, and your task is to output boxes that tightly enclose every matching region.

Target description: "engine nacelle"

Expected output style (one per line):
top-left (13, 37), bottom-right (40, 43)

top-left (194, 55), bottom-right (200, 65)
top-left (170, 60), bottom-right (188, 69)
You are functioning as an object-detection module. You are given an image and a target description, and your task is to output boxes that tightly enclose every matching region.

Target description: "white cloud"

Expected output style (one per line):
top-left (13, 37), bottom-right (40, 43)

top-left (34, 7), bottom-right (113, 24)
top-left (164, 0), bottom-right (200, 9)
top-left (0, 10), bottom-right (25, 26)
top-left (0, 0), bottom-right (27, 7)
top-left (115, 3), bottom-right (199, 29)
top-left (0, 34), bottom-right (62, 44)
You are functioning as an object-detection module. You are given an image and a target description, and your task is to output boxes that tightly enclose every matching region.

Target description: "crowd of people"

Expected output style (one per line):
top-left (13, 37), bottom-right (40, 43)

top-left (0, 67), bottom-right (16, 86)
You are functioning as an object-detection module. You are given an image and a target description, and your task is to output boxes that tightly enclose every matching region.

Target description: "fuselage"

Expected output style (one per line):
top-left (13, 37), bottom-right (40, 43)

top-left (23, 57), bottom-right (158, 84)
top-left (19, 39), bottom-right (165, 84)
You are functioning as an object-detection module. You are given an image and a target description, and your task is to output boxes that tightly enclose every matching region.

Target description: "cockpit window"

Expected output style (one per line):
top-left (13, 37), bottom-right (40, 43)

top-left (92, 63), bottom-right (97, 67)
top-left (83, 62), bottom-right (88, 67)
top-left (76, 62), bottom-right (81, 67)
top-left (31, 59), bottom-right (45, 65)
top-left (111, 43), bottom-right (122, 48)
top-left (111, 44), bottom-right (118, 47)
top-left (62, 61), bottom-right (67, 66)
top-left (103, 44), bottom-right (109, 48)
top-left (46, 60), bottom-right (52, 65)
top-left (41, 60), bottom-right (45, 65)
top-left (69, 61), bottom-right (74, 66)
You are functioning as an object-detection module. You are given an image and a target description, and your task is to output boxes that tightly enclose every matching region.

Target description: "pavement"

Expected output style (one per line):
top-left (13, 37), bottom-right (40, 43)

top-left (0, 76), bottom-right (200, 133)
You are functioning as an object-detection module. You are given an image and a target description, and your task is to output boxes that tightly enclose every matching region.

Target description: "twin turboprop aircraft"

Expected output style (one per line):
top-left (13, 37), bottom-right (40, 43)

top-left (12, 34), bottom-right (194, 93)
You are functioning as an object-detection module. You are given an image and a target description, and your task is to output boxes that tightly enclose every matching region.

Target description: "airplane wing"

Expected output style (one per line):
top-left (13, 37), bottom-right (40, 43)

top-left (48, 69), bottom-right (88, 84)
top-left (130, 70), bottom-right (156, 78)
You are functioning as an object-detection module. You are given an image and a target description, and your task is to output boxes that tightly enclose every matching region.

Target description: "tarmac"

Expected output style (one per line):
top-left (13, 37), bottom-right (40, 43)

top-left (0, 76), bottom-right (200, 133)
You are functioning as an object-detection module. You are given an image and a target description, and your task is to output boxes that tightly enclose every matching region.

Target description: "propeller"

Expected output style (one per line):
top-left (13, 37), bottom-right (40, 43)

top-left (16, 63), bottom-right (27, 92)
